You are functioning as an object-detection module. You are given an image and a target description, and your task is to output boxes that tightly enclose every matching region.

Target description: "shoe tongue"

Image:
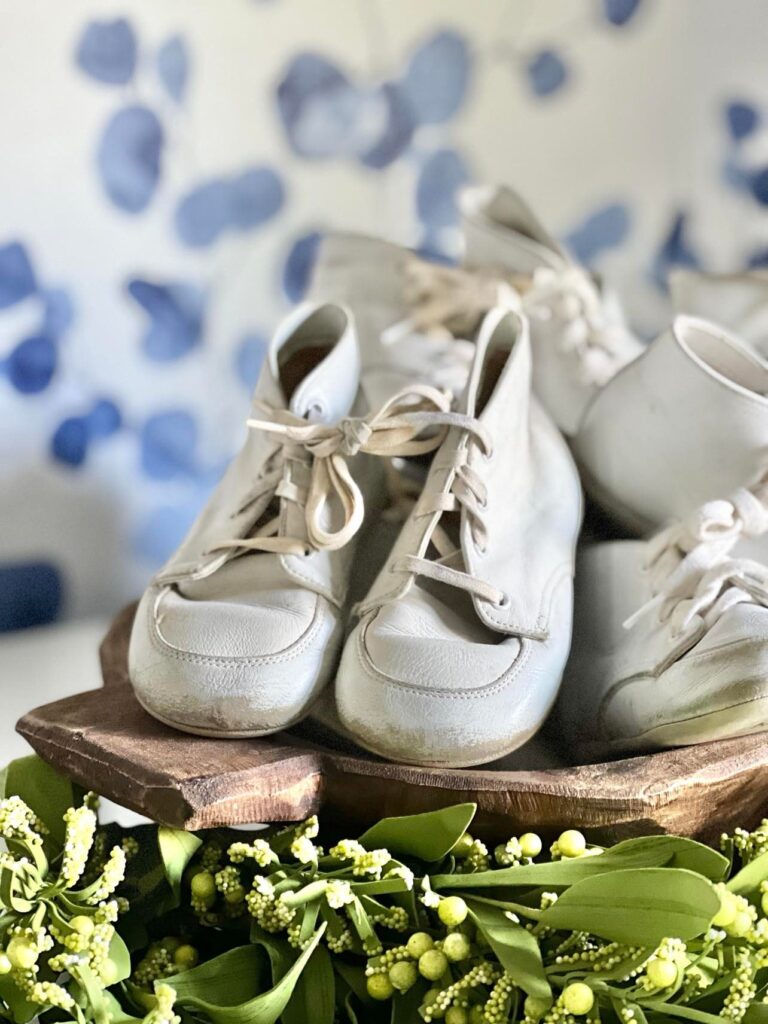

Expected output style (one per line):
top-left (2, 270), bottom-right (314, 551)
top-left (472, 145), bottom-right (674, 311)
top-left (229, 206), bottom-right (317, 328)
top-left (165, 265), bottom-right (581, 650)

top-left (267, 302), bottom-right (360, 423)
top-left (461, 184), bottom-right (567, 274)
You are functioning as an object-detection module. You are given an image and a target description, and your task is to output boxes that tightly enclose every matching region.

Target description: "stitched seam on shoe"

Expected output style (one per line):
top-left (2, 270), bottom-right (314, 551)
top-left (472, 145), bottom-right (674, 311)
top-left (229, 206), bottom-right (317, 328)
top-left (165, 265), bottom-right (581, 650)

top-left (353, 615), bottom-right (532, 699)
top-left (148, 588), bottom-right (328, 666)
top-left (279, 553), bottom-right (343, 607)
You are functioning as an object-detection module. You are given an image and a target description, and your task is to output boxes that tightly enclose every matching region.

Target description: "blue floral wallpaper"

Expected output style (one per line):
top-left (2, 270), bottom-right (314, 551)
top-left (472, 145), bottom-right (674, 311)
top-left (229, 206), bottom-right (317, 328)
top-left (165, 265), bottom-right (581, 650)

top-left (2, 0), bottom-right (767, 630)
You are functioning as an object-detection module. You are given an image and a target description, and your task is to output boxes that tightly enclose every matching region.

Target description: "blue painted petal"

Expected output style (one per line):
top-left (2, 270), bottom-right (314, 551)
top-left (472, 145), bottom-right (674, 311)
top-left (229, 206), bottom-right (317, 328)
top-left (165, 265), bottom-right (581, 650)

top-left (127, 279), bottom-right (205, 361)
top-left (229, 167), bottom-right (285, 229)
top-left (602, 0), bottom-right (643, 26)
top-left (140, 410), bottom-right (198, 480)
top-left (726, 100), bottom-right (759, 142)
top-left (76, 18), bottom-right (137, 85)
top-left (402, 30), bottom-right (471, 125)
top-left (722, 155), bottom-right (751, 191)
top-left (87, 398), bottom-right (122, 438)
top-left (0, 562), bottom-right (63, 631)
top-left (235, 332), bottom-right (269, 391)
top-left (651, 211), bottom-right (700, 291)
top-left (51, 417), bottom-right (89, 467)
top-left (751, 168), bottom-right (768, 206)
top-left (565, 203), bottom-right (631, 263)
top-left (360, 82), bottom-right (416, 170)
top-left (6, 336), bottom-right (57, 394)
top-left (277, 53), bottom-right (367, 158)
top-left (747, 248), bottom-right (768, 269)
top-left (527, 50), bottom-right (568, 97)
top-left (282, 231), bottom-right (322, 303)
top-left (416, 149), bottom-right (472, 229)
top-left (40, 287), bottom-right (75, 338)
top-left (97, 105), bottom-right (164, 214)
top-left (133, 502), bottom-right (204, 565)
top-left (157, 35), bottom-right (189, 103)
top-left (0, 242), bottom-right (36, 309)
top-left (175, 180), bottom-right (231, 247)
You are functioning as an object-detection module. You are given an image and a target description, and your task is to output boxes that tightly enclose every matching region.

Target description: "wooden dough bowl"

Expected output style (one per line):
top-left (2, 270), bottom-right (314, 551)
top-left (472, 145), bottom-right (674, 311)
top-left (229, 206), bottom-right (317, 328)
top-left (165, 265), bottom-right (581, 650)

top-left (16, 604), bottom-right (768, 845)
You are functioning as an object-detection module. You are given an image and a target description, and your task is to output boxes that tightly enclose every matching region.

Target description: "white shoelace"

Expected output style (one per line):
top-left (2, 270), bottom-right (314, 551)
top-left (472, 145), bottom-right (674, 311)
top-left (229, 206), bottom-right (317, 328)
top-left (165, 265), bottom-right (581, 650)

top-left (389, 258), bottom-right (627, 387)
top-left (210, 385), bottom-right (457, 559)
top-left (359, 414), bottom-right (507, 613)
top-left (623, 478), bottom-right (768, 647)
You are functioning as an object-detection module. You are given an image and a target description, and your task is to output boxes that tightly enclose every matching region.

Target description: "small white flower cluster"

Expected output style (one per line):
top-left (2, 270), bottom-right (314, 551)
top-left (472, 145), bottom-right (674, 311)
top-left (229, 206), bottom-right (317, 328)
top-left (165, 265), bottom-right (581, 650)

top-left (245, 876), bottom-right (295, 933)
top-left (0, 796), bottom-right (46, 844)
top-left (227, 838), bottom-right (278, 868)
top-left (328, 838), bottom-right (391, 878)
top-left (87, 845), bottom-right (127, 903)
top-left (60, 805), bottom-right (97, 886)
top-left (143, 983), bottom-right (181, 1024)
top-left (722, 950), bottom-right (757, 1022)
top-left (290, 816), bottom-right (322, 864)
top-left (422, 961), bottom-right (498, 1022)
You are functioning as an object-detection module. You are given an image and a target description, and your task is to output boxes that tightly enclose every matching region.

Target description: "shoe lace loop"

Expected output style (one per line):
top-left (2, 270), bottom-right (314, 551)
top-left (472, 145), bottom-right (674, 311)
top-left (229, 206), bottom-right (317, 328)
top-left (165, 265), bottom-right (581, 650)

top-left (211, 384), bottom-right (453, 558)
top-left (623, 475), bottom-right (768, 642)
top-left (393, 257), bottom-right (626, 387)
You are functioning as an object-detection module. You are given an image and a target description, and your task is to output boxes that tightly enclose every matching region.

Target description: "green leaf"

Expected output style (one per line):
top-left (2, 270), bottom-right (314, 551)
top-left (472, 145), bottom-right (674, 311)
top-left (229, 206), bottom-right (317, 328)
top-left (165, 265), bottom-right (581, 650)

top-left (643, 1001), bottom-right (728, 1023)
top-left (467, 898), bottom-right (551, 1002)
top-left (358, 804), bottom-right (476, 862)
top-left (157, 827), bottom-right (202, 901)
top-left (0, 755), bottom-right (78, 848)
top-left (728, 850), bottom-right (768, 896)
top-left (744, 1006), bottom-right (768, 1023)
top-left (281, 944), bottom-right (334, 1024)
top-left (167, 926), bottom-right (326, 1024)
top-left (0, 973), bottom-right (39, 1023)
top-left (108, 932), bottom-right (132, 985)
top-left (432, 835), bottom-right (728, 890)
top-left (539, 868), bottom-right (720, 946)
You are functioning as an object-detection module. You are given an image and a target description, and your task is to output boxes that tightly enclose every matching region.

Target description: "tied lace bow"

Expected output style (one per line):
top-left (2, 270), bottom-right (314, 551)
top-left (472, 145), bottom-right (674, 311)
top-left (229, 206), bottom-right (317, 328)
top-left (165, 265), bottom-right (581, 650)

top-left (212, 385), bottom-right (453, 558)
top-left (623, 479), bottom-right (768, 646)
top-left (392, 258), bottom-right (628, 387)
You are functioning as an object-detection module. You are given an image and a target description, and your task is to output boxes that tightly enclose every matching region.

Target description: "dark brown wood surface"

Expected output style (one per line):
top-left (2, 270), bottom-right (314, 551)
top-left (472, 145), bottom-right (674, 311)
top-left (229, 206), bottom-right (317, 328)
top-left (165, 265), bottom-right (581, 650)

top-left (16, 604), bottom-right (768, 843)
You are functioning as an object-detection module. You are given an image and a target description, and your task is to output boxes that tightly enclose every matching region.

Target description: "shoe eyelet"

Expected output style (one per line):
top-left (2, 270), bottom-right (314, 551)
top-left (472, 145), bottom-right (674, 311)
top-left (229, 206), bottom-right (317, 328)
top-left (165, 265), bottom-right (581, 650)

top-left (495, 593), bottom-right (510, 609)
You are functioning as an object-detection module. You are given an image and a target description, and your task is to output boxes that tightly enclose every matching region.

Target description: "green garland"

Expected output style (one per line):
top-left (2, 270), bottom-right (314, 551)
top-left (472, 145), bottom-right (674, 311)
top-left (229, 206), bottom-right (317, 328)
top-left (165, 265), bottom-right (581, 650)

top-left (0, 755), bottom-right (767, 1024)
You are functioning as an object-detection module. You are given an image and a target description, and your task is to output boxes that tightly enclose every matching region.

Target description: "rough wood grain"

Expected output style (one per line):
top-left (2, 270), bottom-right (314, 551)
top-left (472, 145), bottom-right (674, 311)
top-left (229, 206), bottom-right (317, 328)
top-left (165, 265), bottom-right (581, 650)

top-left (16, 604), bottom-right (768, 842)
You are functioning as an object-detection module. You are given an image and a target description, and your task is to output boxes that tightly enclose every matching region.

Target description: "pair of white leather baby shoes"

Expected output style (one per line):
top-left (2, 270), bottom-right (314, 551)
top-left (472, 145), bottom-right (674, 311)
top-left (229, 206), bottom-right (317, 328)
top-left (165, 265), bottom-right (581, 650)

top-left (130, 184), bottom-right (636, 767)
top-left (560, 308), bottom-right (768, 759)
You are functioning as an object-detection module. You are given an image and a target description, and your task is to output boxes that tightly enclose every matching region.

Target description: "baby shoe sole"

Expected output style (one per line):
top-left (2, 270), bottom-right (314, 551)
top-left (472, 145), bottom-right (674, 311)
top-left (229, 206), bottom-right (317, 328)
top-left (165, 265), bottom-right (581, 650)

top-left (134, 690), bottom-right (323, 739)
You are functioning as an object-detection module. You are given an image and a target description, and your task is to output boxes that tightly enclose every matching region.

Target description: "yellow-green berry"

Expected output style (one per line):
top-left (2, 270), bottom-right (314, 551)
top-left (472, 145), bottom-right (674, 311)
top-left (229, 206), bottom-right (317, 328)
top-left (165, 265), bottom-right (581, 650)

top-left (191, 870), bottom-right (216, 901)
top-left (389, 960), bottom-right (418, 992)
top-left (225, 885), bottom-right (245, 905)
top-left (100, 958), bottom-right (120, 986)
top-left (524, 995), bottom-right (551, 1019)
top-left (452, 834), bottom-right (475, 859)
top-left (519, 832), bottom-right (543, 858)
top-left (161, 936), bottom-right (181, 953)
top-left (7, 937), bottom-right (38, 970)
top-left (438, 896), bottom-right (468, 927)
top-left (713, 889), bottom-right (738, 928)
top-left (558, 830), bottom-right (587, 859)
top-left (562, 982), bottom-right (594, 1016)
top-left (446, 1008), bottom-right (468, 1024)
top-left (0, 954), bottom-right (12, 976)
top-left (469, 1007), bottom-right (485, 1024)
top-left (419, 948), bottom-right (449, 981)
top-left (443, 932), bottom-right (471, 962)
top-left (70, 915), bottom-right (95, 937)
top-left (647, 959), bottom-right (677, 989)
top-left (367, 973), bottom-right (394, 1001)
top-left (407, 931), bottom-right (434, 958)
top-left (173, 944), bottom-right (199, 969)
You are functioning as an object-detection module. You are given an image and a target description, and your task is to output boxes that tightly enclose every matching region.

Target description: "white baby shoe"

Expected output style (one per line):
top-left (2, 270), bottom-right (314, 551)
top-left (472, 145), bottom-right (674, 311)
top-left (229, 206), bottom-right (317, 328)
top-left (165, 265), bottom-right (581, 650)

top-left (671, 268), bottom-right (768, 358)
top-left (575, 314), bottom-right (768, 534)
top-left (559, 476), bottom-right (768, 759)
top-left (335, 308), bottom-right (583, 767)
top-left (456, 184), bottom-right (642, 435)
top-left (306, 232), bottom-right (474, 409)
top-left (129, 303), bottom-right (449, 737)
